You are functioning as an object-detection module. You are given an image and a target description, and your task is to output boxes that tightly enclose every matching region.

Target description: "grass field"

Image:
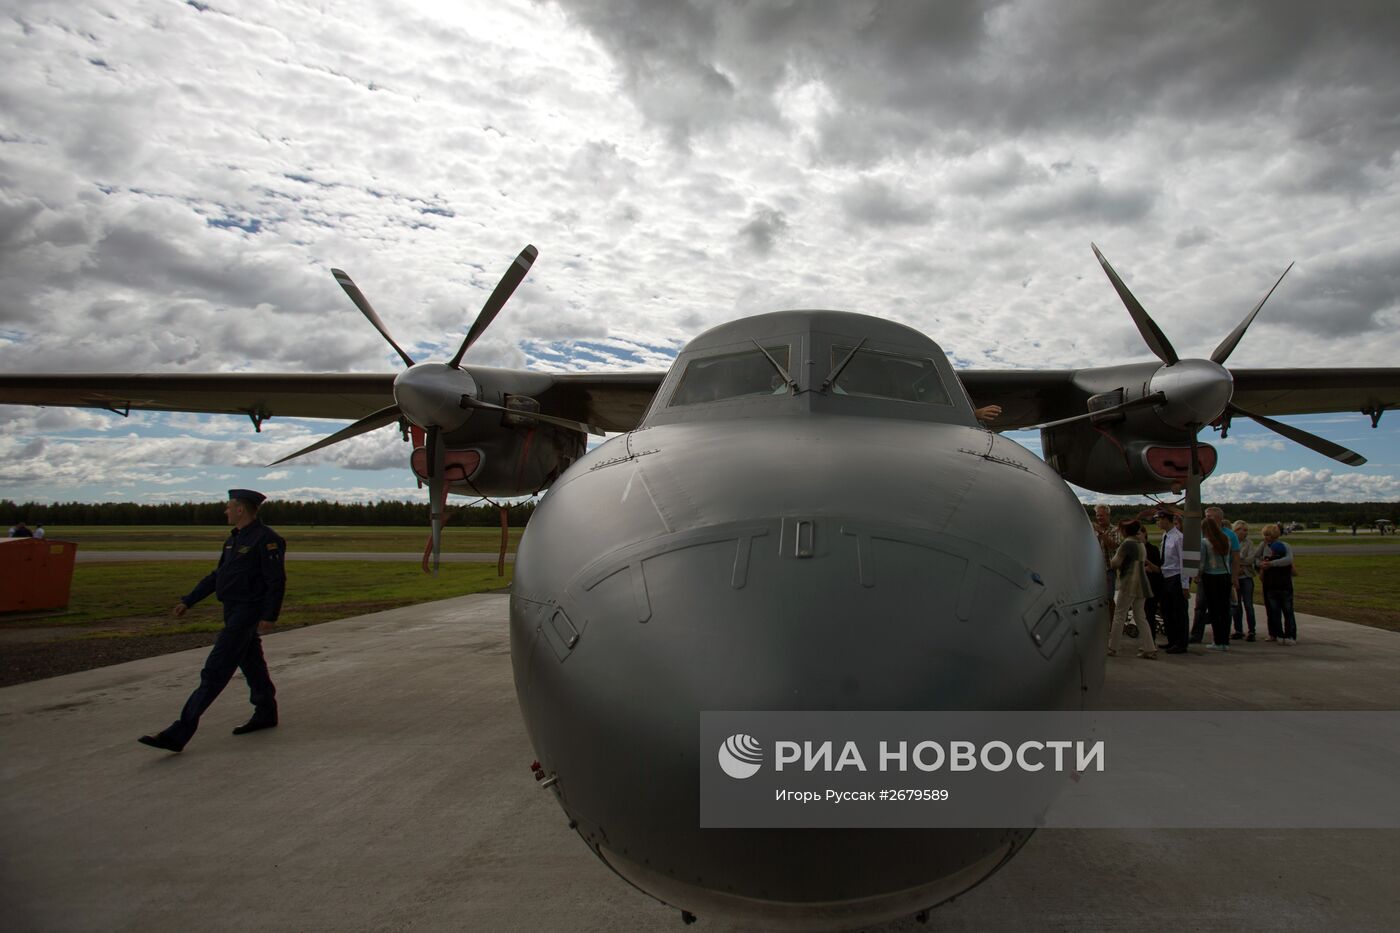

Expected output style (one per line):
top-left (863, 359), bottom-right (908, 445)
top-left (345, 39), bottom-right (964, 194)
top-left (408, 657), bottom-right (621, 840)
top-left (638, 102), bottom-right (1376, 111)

top-left (1265, 532), bottom-right (1400, 548)
top-left (0, 540), bottom-right (517, 685)
top-left (44, 524), bottom-right (521, 552)
top-left (1, 525), bottom-right (1395, 688)
top-left (2, 560), bottom-right (513, 635)
top-left (1285, 555), bottom-right (1400, 632)
top-left (8, 529), bottom-right (1397, 632)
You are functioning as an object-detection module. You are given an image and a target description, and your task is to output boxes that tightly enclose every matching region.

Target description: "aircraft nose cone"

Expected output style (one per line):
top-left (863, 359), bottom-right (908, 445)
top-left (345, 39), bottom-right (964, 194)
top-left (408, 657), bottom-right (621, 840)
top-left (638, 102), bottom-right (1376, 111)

top-left (392, 362), bottom-right (476, 429)
top-left (1150, 359), bottom-right (1233, 429)
top-left (512, 512), bottom-right (1101, 922)
top-left (523, 514), bottom-right (1091, 711)
top-left (509, 418), bottom-right (1106, 925)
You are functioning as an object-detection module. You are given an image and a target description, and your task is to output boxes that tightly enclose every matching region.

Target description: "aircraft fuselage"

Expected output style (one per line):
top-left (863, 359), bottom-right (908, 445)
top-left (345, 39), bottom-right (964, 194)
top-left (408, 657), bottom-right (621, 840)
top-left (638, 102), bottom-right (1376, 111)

top-left (509, 311), bottom-right (1109, 929)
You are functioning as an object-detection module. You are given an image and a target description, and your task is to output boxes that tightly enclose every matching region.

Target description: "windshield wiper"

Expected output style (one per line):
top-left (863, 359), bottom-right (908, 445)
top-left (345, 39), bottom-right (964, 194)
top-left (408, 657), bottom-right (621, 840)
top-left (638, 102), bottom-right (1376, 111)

top-left (751, 340), bottom-right (798, 392)
top-left (820, 338), bottom-right (867, 394)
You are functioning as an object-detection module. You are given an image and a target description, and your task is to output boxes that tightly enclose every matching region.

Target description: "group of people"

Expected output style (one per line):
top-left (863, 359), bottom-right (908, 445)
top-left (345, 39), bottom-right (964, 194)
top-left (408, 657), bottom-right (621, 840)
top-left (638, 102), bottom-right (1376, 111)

top-left (1091, 504), bottom-right (1300, 660)
top-left (7, 521), bottom-right (45, 538)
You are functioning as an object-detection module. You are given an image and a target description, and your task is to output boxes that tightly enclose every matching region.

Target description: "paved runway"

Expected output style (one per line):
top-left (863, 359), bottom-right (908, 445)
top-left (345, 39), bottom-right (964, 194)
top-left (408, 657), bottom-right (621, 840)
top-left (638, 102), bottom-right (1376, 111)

top-left (2, 595), bottom-right (1398, 932)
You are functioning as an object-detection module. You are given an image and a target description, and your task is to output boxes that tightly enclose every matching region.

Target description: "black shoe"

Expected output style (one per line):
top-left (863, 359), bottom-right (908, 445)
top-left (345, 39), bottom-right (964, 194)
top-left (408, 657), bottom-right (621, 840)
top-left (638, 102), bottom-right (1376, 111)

top-left (1188, 637), bottom-right (1202, 644)
top-left (1231, 631), bottom-right (1243, 639)
top-left (1164, 645), bottom-right (1188, 654)
top-left (138, 733), bottom-right (183, 753)
top-left (232, 718), bottom-right (278, 736)
top-left (1246, 633), bottom-right (1256, 642)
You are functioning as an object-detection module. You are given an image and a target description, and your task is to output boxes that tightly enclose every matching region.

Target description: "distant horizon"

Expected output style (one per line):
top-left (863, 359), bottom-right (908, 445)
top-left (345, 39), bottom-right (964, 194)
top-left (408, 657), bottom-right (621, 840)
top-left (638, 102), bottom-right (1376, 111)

top-left (6, 496), bottom-right (1395, 517)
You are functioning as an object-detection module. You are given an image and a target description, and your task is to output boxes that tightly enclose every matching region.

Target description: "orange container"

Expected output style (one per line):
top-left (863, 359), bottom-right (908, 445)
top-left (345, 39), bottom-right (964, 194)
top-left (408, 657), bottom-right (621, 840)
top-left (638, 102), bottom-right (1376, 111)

top-left (0, 538), bottom-right (79, 612)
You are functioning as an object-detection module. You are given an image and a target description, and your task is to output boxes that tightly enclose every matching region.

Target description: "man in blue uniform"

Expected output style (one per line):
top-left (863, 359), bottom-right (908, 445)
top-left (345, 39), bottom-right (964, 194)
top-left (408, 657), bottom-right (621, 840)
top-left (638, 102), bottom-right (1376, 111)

top-left (139, 489), bottom-right (286, 752)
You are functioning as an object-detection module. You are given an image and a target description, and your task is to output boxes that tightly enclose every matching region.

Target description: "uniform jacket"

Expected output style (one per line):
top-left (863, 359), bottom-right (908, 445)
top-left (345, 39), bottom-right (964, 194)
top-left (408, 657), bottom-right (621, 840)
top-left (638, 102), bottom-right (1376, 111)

top-left (183, 519), bottom-right (287, 621)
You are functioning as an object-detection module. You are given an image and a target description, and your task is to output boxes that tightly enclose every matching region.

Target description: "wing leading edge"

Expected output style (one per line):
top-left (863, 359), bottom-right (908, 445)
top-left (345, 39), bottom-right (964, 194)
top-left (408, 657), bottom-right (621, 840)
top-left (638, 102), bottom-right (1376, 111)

top-left (3, 367), bottom-right (1396, 435)
top-left (959, 367), bottom-right (1400, 430)
top-left (0, 371), bottom-right (667, 434)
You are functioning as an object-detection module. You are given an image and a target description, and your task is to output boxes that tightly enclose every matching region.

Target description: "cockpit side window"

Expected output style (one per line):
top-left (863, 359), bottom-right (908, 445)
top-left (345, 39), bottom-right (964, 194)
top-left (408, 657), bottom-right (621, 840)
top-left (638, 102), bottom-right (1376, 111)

top-left (668, 345), bottom-right (792, 407)
top-left (829, 346), bottom-right (951, 406)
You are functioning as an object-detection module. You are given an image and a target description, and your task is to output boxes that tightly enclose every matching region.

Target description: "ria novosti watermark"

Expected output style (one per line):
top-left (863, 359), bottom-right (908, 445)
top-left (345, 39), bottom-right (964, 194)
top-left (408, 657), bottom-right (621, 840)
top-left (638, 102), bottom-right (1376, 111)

top-left (721, 733), bottom-right (1104, 777)
top-left (700, 711), bottom-right (1400, 829)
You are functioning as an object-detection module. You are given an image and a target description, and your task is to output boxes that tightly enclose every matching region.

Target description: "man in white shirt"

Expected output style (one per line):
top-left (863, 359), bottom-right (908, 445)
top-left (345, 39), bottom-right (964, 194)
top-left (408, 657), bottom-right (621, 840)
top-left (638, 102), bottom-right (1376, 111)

top-left (1156, 511), bottom-right (1191, 654)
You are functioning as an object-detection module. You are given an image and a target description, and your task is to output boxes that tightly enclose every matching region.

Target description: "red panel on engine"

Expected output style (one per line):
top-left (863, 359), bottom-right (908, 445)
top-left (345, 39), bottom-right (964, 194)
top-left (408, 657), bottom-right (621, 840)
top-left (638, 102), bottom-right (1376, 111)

top-left (411, 447), bottom-right (482, 483)
top-left (1145, 444), bottom-right (1217, 482)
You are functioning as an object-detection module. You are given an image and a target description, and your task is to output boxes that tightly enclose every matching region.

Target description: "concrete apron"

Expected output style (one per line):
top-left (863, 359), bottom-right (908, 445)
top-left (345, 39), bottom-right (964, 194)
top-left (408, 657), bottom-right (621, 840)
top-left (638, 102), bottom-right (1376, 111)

top-left (2, 596), bottom-right (1398, 932)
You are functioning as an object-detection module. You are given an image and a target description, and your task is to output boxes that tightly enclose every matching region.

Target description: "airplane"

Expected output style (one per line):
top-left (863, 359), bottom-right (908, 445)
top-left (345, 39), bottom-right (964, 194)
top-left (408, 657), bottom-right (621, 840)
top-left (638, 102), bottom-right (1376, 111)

top-left (1, 245), bottom-right (1398, 930)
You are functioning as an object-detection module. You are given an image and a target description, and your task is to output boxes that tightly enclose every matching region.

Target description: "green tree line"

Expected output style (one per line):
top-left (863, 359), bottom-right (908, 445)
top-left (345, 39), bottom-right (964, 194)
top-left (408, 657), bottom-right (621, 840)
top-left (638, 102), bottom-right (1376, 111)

top-left (5, 498), bottom-right (1393, 529)
top-left (1083, 501), bottom-right (1399, 528)
top-left (1, 499), bottom-right (537, 527)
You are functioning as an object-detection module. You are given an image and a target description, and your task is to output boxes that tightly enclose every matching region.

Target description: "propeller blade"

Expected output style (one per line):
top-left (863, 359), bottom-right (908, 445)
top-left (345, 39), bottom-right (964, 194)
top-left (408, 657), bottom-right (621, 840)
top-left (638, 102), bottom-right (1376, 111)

top-left (460, 395), bottom-right (604, 436)
top-left (1035, 392), bottom-right (1166, 431)
top-left (268, 404), bottom-right (402, 466)
top-left (332, 269), bottom-right (417, 368)
top-left (448, 245), bottom-right (538, 368)
top-left (1091, 244), bottom-right (1180, 365)
top-left (425, 426), bottom-right (445, 575)
top-left (1210, 263), bottom-right (1294, 364)
top-left (1229, 403), bottom-right (1368, 466)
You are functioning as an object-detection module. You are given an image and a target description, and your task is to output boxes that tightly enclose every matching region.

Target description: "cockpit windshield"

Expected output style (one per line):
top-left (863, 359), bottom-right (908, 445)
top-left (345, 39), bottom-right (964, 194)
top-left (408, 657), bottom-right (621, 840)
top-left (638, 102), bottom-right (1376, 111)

top-left (668, 346), bottom-right (792, 407)
top-left (828, 345), bottom-right (951, 406)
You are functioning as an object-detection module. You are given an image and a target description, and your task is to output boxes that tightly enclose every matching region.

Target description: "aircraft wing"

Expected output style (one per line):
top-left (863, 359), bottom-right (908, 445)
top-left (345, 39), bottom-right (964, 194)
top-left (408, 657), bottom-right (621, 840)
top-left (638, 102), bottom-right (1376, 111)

top-left (0, 370), bottom-right (667, 433)
top-left (956, 370), bottom-right (1080, 430)
top-left (1227, 369), bottom-right (1400, 417)
top-left (957, 367), bottom-right (1400, 430)
top-left (0, 373), bottom-right (397, 421)
top-left (537, 372), bottom-right (666, 433)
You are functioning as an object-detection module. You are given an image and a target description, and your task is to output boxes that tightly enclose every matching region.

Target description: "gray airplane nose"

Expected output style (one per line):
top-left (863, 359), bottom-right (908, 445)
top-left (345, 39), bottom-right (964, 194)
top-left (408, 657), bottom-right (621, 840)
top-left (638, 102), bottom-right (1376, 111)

top-left (510, 418), bottom-right (1107, 927)
top-left (512, 511), bottom-right (1101, 926)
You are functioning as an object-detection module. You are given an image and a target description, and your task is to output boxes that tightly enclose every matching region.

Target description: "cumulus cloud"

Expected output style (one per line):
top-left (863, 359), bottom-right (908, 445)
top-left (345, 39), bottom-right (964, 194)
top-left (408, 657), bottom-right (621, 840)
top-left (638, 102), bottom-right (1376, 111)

top-left (0, 0), bottom-right (1396, 504)
top-left (840, 177), bottom-right (936, 227)
top-left (1205, 467), bottom-right (1400, 502)
top-left (554, 0), bottom-right (1400, 173)
top-left (738, 203), bottom-right (788, 256)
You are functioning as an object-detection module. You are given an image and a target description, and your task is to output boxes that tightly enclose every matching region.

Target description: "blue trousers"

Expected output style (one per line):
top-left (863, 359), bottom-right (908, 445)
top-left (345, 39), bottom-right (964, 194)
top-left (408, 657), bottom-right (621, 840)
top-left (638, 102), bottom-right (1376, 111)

top-left (1265, 589), bottom-right (1298, 641)
top-left (165, 603), bottom-right (276, 746)
top-left (1231, 575), bottom-right (1257, 634)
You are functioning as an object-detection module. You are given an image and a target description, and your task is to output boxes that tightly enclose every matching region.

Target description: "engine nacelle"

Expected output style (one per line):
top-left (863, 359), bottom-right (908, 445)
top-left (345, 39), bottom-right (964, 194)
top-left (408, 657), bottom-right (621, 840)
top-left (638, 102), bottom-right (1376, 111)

top-left (409, 399), bottom-right (587, 497)
top-left (1039, 419), bottom-right (1217, 495)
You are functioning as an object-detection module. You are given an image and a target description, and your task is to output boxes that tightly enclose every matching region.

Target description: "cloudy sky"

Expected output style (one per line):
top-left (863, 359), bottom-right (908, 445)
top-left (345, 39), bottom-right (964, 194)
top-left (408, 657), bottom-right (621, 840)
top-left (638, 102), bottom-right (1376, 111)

top-left (2, 0), bottom-right (1398, 508)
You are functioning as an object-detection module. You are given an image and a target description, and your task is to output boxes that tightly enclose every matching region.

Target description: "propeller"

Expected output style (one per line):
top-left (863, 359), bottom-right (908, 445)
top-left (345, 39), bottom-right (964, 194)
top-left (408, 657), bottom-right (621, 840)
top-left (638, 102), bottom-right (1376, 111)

top-left (1227, 403), bottom-right (1366, 466)
top-left (1090, 245), bottom-right (1367, 576)
top-left (332, 269), bottom-right (416, 368)
top-left (450, 245), bottom-right (537, 367)
top-left (270, 245), bottom-right (575, 573)
top-left (1091, 244), bottom-right (1179, 366)
top-left (269, 404), bottom-right (402, 466)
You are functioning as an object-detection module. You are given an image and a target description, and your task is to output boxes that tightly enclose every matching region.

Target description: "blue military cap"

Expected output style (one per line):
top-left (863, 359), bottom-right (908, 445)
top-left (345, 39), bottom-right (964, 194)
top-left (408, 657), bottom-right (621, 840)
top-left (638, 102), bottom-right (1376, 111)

top-left (228, 488), bottom-right (267, 507)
